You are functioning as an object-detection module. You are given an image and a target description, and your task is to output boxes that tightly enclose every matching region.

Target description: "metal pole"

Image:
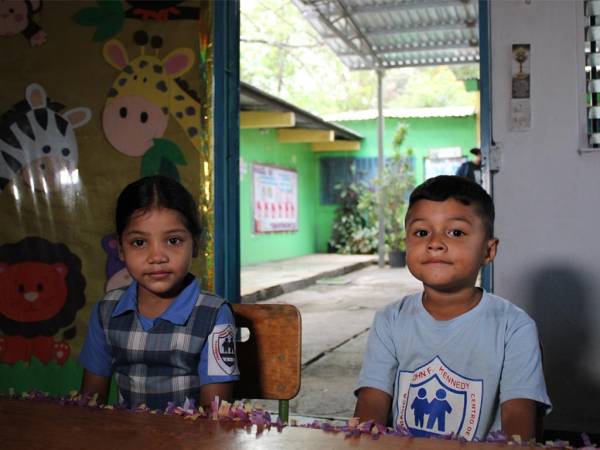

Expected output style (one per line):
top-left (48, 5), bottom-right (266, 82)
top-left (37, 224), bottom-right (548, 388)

top-left (377, 69), bottom-right (386, 268)
top-left (479, 0), bottom-right (493, 292)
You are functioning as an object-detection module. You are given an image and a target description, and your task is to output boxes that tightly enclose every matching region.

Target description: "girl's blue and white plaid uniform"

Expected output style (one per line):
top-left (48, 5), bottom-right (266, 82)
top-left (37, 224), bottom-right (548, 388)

top-left (80, 277), bottom-right (239, 409)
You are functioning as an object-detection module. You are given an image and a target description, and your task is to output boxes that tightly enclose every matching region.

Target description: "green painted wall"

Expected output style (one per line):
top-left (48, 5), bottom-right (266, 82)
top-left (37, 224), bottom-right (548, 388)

top-left (240, 128), bottom-right (318, 266)
top-left (314, 115), bottom-right (477, 252)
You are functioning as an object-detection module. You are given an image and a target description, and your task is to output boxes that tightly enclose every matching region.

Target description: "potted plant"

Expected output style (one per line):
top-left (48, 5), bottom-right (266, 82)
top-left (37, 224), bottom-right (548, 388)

top-left (328, 165), bottom-right (379, 255)
top-left (376, 123), bottom-right (415, 267)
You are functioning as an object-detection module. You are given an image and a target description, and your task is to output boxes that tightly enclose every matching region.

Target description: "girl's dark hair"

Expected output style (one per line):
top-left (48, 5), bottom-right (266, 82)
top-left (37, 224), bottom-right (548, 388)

top-left (116, 175), bottom-right (201, 246)
top-left (407, 175), bottom-right (495, 238)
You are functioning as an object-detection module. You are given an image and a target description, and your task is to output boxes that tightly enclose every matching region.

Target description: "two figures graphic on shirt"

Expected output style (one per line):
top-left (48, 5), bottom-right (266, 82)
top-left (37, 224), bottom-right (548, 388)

top-left (221, 336), bottom-right (234, 354)
top-left (411, 387), bottom-right (452, 432)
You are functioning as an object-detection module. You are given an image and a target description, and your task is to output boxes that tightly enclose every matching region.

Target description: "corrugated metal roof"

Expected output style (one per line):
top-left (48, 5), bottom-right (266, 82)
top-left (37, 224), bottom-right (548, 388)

top-left (291, 0), bottom-right (479, 70)
top-left (240, 81), bottom-right (363, 140)
top-left (325, 106), bottom-right (476, 121)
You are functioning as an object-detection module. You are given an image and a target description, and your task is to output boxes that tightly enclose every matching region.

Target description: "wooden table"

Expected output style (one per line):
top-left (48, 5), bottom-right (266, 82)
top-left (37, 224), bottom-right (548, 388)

top-left (0, 399), bottom-right (514, 450)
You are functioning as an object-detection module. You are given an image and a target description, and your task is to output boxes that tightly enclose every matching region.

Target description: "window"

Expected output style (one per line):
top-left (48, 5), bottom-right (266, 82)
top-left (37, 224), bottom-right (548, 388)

top-left (320, 157), bottom-right (377, 204)
top-left (584, 0), bottom-right (600, 148)
top-left (320, 155), bottom-right (416, 204)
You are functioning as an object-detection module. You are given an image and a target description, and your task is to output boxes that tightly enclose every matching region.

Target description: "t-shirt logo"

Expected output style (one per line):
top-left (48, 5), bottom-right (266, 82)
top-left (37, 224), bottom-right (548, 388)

top-left (208, 324), bottom-right (238, 376)
top-left (396, 356), bottom-right (483, 441)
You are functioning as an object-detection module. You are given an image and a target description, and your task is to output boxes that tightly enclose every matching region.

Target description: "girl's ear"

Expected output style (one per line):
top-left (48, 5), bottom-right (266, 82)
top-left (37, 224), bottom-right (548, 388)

top-left (192, 238), bottom-right (199, 258)
top-left (118, 239), bottom-right (125, 261)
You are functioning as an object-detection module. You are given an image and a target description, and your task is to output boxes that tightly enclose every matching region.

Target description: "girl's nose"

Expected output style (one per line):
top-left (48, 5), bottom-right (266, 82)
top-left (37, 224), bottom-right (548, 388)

top-left (147, 244), bottom-right (168, 263)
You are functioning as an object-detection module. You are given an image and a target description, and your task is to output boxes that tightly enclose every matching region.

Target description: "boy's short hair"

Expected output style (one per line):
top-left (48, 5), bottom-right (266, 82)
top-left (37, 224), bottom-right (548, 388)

top-left (407, 175), bottom-right (495, 238)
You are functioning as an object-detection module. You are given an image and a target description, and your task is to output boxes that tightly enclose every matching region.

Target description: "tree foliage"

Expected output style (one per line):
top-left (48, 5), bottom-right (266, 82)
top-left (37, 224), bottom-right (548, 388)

top-left (328, 174), bottom-right (379, 255)
top-left (241, 0), bottom-right (479, 115)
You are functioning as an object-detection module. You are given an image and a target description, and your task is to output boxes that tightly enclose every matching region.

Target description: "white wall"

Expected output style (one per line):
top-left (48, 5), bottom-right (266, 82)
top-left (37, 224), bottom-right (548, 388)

top-left (491, 0), bottom-right (600, 433)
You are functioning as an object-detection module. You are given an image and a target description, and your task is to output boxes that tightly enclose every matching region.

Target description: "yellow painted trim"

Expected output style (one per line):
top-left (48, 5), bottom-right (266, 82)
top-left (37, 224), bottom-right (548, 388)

top-left (312, 141), bottom-right (361, 152)
top-left (240, 111), bottom-right (295, 129)
top-left (475, 91), bottom-right (481, 146)
top-left (277, 128), bottom-right (334, 143)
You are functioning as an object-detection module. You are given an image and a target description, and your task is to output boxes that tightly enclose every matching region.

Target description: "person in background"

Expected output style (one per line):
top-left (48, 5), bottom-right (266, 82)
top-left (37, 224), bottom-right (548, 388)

top-left (456, 147), bottom-right (482, 184)
top-left (353, 175), bottom-right (550, 442)
top-left (80, 175), bottom-right (239, 410)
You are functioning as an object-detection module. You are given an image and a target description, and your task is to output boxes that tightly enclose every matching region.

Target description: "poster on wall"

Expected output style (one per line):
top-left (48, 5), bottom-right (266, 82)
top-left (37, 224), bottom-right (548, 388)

top-left (424, 157), bottom-right (465, 180)
top-left (253, 163), bottom-right (298, 233)
top-left (510, 43), bottom-right (531, 131)
top-left (424, 147), bottom-right (465, 179)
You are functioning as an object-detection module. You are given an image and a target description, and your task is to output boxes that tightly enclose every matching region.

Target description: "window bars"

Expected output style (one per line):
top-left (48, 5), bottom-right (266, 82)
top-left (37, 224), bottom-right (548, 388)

top-left (586, 0), bottom-right (600, 146)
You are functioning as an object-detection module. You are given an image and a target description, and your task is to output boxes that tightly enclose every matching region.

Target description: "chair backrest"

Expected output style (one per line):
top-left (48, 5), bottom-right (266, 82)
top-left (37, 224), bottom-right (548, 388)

top-left (232, 304), bottom-right (301, 401)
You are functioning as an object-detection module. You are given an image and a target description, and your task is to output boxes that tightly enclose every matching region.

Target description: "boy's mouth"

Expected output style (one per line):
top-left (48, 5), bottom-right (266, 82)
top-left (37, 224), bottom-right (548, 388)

top-left (423, 259), bottom-right (452, 265)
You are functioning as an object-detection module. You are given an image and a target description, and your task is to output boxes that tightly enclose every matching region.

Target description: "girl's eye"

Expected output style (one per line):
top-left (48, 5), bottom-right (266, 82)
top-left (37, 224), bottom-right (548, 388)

top-left (168, 237), bottom-right (182, 245)
top-left (415, 230), bottom-right (428, 237)
top-left (131, 239), bottom-right (145, 247)
top-left (449, 229), bottom-right (465, 237)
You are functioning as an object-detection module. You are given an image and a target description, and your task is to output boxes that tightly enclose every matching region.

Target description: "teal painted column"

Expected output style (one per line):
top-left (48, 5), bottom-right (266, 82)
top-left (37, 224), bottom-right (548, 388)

top-left (479, 0), bottom-right (493, 293)
top-left (213, 0), bottom-right (241, 302)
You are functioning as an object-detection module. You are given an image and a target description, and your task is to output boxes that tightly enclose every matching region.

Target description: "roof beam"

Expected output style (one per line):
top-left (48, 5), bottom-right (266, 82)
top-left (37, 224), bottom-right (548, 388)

top-left (319, 22), bottom-right (476, 42)
top-left (332, 0), bottom-right (382, 65)
top-left (363, 21), bottom-right (476, 38)
top-left (278, 129), bottom-right (334, 143)
top-left (312, 141), bottom-right (361, 152)
top-left (240, 111), bottom-right (295, 129)
top-left (349, 0), bottom-right (472, 15)
top-left (350, 54), bottom-right (479, 71)
top-left (336, 39), bottom-right (478, 57)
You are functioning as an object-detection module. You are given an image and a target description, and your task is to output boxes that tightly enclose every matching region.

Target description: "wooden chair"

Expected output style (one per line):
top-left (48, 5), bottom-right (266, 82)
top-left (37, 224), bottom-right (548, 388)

top-left (232, 304), bottom-right (301, 423)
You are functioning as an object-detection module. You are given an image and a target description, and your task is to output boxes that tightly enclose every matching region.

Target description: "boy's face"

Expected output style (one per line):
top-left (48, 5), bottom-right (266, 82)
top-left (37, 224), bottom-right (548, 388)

top-left (405, 199), bottom-right (498, 293)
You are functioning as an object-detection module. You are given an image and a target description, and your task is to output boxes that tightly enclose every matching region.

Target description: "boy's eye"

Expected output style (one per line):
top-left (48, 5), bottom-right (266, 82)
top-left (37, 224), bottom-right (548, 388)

top-left (448, 229), bottom-right (465, 237)
top-left (415, 230), bottom-right (428, 237)
top-left (131, 239), bottom-right (145, 247)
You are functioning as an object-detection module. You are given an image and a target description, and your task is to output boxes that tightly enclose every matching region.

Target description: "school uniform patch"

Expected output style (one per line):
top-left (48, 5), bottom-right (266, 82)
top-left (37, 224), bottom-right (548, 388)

top-left (208, 324), bottom-right (239, 376)
top-left (396, 356), bottom-right (483, 441)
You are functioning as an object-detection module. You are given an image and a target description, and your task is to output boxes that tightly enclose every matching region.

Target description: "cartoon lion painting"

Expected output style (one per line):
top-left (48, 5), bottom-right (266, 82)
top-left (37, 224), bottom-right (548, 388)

top-left (0, 237), bottom-right (86, 365)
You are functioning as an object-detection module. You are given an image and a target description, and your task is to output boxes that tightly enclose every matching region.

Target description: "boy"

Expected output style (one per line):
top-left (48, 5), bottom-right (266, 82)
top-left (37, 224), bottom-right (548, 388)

top-left (354, 176), bottom-right (550, 441)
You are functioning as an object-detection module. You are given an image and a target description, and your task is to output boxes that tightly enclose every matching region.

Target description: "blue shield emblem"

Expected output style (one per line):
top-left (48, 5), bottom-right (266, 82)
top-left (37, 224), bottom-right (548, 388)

top-left (395, 356), bottom-right (483, 440)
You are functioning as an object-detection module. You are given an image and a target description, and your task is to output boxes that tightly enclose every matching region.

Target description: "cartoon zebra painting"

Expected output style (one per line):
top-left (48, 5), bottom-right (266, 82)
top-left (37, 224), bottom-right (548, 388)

top-left (0, 83), bottom-right (91, 193)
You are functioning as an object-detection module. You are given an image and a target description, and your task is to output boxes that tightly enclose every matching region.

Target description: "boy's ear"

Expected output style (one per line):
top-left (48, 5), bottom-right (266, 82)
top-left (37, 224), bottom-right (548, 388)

top-left (192, 238), bottom-right (199, 258)
top-left (483, 238), bottom-right (499, 265)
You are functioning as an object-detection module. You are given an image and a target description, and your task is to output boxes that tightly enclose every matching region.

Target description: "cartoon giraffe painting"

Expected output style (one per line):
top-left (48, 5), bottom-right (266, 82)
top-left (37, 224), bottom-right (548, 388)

top-left (102, 30), bottom-right (213, 286)
top-left (102, 30), bottom-right (207, 178)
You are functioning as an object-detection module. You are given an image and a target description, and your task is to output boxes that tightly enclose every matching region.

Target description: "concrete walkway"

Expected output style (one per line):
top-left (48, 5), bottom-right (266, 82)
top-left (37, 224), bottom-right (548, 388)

top-left (241, 254), bottom-right (376, 303)
top-left (240, 254), bottom-right (422, 420)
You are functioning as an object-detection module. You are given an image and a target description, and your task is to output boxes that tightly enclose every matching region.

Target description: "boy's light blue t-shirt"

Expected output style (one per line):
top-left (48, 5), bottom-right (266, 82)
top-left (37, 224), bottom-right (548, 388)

top-left (356, 291), bottom-right (551, 441)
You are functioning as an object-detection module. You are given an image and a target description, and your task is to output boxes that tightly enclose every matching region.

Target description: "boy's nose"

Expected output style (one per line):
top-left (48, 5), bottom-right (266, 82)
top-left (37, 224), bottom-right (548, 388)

top-left (427, 235), bottom-right (446, 251)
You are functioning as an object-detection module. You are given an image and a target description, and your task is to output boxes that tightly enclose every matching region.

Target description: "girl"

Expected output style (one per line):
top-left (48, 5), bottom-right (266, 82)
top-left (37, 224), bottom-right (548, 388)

top-left (80, 175), bottom-right (239, 410)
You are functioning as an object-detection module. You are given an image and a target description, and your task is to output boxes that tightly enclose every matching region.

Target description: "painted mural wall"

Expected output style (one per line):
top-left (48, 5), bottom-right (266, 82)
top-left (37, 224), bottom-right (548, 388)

top-left (239, 115), bottom-right (475, 260)
top-left (314, 115), bottom-right (477, 252)
top-left (490, 0), bottom-right (600, 433)
top-left (0, 0), bottom-right (214, 395)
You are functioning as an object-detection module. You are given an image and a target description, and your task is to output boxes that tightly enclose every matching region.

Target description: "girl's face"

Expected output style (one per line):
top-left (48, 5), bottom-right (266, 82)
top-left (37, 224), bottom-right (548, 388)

top-left (118, 207), bottom-right (194, 304)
